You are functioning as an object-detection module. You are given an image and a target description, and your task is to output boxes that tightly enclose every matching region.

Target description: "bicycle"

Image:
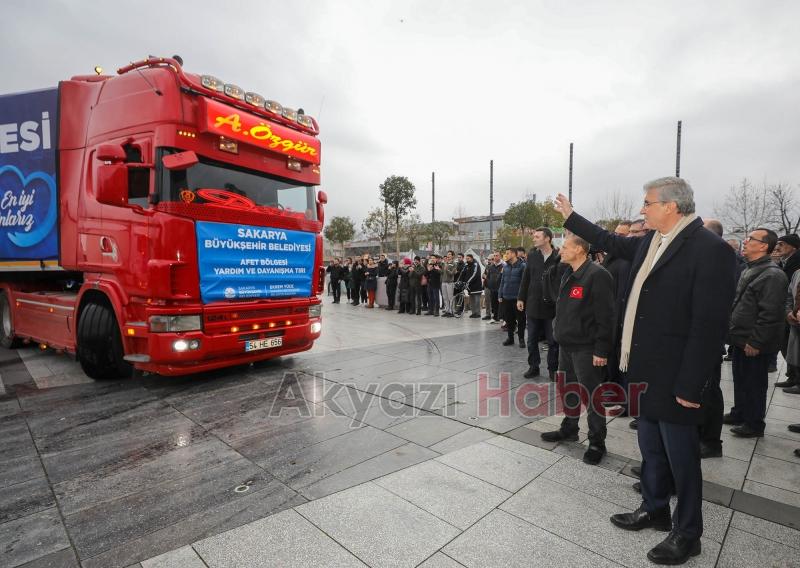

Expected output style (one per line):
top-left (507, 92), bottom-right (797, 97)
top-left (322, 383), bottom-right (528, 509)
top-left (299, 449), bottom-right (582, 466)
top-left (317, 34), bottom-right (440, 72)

top-left (452, 281), bottom-right (467, 318)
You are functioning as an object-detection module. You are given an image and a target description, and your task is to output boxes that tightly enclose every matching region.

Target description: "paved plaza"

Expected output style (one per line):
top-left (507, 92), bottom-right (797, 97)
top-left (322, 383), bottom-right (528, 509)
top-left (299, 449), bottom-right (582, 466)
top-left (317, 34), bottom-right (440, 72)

top-left (1, 302), bottom-right (799, 567)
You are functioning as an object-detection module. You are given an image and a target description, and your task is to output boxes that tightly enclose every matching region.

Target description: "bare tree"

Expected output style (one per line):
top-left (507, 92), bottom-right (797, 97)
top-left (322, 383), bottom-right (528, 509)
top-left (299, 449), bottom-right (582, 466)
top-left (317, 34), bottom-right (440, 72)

top-left (714, 178), bottom-right (770, 237)
top-left (594, 189), bottom-right (636, 225)
top-left (768, 183), bottom-right (800, 234)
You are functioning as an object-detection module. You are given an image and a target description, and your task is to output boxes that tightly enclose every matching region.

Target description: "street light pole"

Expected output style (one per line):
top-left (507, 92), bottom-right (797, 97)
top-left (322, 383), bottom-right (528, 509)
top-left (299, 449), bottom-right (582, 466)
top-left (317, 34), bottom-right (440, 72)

top-left (431, 171), bottom-right (435, 223)
top-left (568, 142), bottom-right (574, 204)
top-left (675, 121), bottom-right (682, 178)
top-left (489, 159), bottom-right (494, 253)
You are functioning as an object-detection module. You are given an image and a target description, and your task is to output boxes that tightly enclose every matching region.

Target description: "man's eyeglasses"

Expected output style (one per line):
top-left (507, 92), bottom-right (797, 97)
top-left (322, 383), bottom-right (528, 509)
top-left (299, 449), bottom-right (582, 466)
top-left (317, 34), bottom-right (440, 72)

top-left (642, 200), bottom-right (667, 208)
top-left (744, 235), bottom-right (767, 244)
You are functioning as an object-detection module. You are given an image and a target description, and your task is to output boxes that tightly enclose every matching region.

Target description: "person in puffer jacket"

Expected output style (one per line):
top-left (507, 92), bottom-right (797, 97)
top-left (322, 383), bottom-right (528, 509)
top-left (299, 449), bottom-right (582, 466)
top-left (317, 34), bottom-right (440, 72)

top-left (498, 247), bottom-right (527, 346)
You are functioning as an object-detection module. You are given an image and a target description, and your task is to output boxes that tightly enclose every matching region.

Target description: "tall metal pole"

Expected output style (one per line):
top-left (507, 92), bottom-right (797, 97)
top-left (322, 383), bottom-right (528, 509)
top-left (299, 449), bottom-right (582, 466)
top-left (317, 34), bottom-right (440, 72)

top-left (431, 171), bottom-right (435, 223)
top-left (675, 121), bottom-right (682, 177)
top-left (489, 160), bottom-right (494, 253)
top-left (568, 143), bottom-right (574, 203)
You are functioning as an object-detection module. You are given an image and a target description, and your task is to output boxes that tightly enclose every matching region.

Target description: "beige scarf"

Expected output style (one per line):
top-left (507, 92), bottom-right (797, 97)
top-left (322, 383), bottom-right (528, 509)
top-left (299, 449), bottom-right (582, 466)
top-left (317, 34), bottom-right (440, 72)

top-left (619, 214), bottom-right (697, 372)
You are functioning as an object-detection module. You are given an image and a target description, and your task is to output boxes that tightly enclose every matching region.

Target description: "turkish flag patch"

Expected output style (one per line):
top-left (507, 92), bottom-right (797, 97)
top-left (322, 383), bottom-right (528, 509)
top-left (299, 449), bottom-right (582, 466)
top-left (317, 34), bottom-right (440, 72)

top-left (569, 286), bottom-right (584, 299)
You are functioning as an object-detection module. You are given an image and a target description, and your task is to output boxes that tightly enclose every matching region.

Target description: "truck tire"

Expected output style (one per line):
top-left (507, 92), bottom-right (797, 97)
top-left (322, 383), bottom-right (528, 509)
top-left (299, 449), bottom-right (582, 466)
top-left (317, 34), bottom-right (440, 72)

top-left (77, 302), bottom-right (132, 380)
top-left (0, 292), bottom-right (21, 349)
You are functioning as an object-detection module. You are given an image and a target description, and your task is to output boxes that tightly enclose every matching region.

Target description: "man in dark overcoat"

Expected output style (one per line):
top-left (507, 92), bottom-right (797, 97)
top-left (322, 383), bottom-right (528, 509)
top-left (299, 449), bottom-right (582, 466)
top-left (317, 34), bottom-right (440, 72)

top-left (554, 176), bottom-right (737, 566)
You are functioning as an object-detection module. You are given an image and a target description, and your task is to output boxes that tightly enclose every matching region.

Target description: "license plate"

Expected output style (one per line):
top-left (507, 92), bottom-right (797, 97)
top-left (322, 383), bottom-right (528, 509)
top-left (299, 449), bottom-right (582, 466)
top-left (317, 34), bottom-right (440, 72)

top-left (245, 337), bottom-right (283, 352)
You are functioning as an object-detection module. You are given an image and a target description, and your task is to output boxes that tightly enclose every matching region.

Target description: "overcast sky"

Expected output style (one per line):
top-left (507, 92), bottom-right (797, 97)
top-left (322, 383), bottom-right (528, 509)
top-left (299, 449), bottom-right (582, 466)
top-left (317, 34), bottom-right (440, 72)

top-left (2, 0), bottom-right (799, 227)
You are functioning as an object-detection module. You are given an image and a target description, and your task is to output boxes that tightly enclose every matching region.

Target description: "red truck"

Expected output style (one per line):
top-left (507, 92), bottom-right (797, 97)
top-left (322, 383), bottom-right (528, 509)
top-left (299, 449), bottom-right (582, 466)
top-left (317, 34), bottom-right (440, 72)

top-left (0, 56), bottom-right (326, 379)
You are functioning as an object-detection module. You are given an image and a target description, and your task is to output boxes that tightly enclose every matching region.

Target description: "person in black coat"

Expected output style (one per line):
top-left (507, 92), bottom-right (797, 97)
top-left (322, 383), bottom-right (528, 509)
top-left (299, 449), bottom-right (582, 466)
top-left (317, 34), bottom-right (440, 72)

top-left (424, 255), bottom-right (443, 316)
top-left (385, 261), bottom-right (399, 310)
top-left (326, 258), bottom-right (344, 303)
top-left (554, 177), bottom-right (737, 566)
top-left (458, 253), bottom-right (483, 318)
top-left (350, 259), bottom-right (363, 306)
top-left (518, 227), bottom-right (561, 379)
top-left (397, 259), bottom-right (413, 314)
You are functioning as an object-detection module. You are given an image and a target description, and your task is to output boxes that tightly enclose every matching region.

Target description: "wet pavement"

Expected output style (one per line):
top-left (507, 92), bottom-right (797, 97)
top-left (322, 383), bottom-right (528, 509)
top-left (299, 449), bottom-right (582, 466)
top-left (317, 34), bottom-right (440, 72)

top-left (1, 300), bottom-right (799, 567)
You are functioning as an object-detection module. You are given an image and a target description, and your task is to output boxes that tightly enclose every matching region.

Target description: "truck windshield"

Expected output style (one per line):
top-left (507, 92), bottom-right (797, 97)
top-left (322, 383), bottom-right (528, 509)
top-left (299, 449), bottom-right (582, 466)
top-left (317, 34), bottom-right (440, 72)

top-left (159, 149), bottom-right (317, 219)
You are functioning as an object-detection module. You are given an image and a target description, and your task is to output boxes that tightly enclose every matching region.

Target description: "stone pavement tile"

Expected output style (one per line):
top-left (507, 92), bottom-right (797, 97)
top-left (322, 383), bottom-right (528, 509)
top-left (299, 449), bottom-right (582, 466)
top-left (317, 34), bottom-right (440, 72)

top-left (719, 430), bottom-right (757, 462)
top-left (701, 455), bottom-right (749, 489)
top-left (0, 477), bottom-right (55, 524)
top-left (0, 508), bottom-right (70, 568)
top-left (443, 509), bottom-right (620, 568)
top-left (296, 482), bottom-right (461, 568)
top-left (484, 435), bottom-right (561, 464)
top-left (746, 454), bottom-right (800, 494)
top-left (193, 508), bottom-right (366, 568)
top-left (765, 418), bottom-right (800, 442)
top-left (298, 442), bottom-right (438, 500)
top-left (0, 397), bottom-right (21, 418)
top-left (435, 441), bottom-right (554, 492)
top-left (0, 417), bottom-right (38, 459)
top-left (417, 552), bottom-right (466, 568)
top-left (552, 441), bottom-right (629, 473)
top-left (742, 480), bottom-right (800, 509)
top-left (438, 354), bottom-right (493, 373)
top-left (79, 479), bottom-right (305, 568)
top-left (40, 423), bottom-right (210, 485)
top-left (505, 423), bottom-right (559, 451)
top-left (324, 391), bottom-right (419, 429)
top-left (542, 457), bottom-right (642, 509)
top-left (355, 357), bottom-right (427, 378)
top-left (259, 425), bottom-right (407, 489)
top-left (66, 458), bottom-right (276, 560)
top-left (386, 415), bottom-right (471, 447)
top-left (0, 454), bottom-right (45, 490)
top-left (716, 527), bottom-right (799, 568)
top-left (54, 437), bottom-right (243, 516)
top-left (730, 511), bottom-right (800, 549)
top-left (374, 460), bottom-right (511, 529)
top-left (754, 435), bottom-right (800, 463)
top-left (772, 389), bottom-right (800, 410)
top-left (140, 546), bottom-right (206, 568)
top-left (501, 477), bottom-right (721, 568)
top-left (17, 547), bottom-right (80, 567)
top-left (584, 427), bottom-right (641, 461)
top-left (428, 427), bottom-right (496, 454)
top-left (767, 404), bottom-right (800, 424)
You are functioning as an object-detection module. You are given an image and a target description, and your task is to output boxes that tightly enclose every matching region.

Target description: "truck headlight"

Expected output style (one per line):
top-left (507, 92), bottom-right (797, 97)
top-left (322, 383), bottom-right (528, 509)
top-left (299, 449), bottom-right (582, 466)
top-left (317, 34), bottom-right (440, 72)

top-left (309, 304), bottom-right (322, 318)
top-left (310, 322), bottom-right (322, 334)
top-left (149, 315), bottom-right (202, 333)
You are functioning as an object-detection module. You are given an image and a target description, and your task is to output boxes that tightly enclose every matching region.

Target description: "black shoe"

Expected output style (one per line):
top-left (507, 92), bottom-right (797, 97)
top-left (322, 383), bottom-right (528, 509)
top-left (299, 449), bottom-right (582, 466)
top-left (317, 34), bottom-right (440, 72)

top-left (784, 386), bottom-right (800, 395)
top-left (424, 311), bottom-right (433, 316)
top-left (775, 379), bottom-right (796, 388)
top-left (540, 430), bottom-right (579, 442)
top-left (795, 449), bottom-right (800, 459)
top-left (631, 466), bottom-right (641, 478)
top-left (549, 370), bottom-right (556, 381)
top-left (519, 339), bottom-right (525, 348)
top-left (647, 532), bottom-right (701, 565)
top-left (482, 315), bottom-right (491, 320)
top-left (722, 413), bottom-right (744, 425)
top-left (788, 424), bottom-right (800, 433)
top-left (633, 481), bottom-right (641, 493)
top-left (469, 314), bottom-right (481, 319)
top-left (610, 505), bottom-right (672, 532)
top-left (700, 443), bottom-right (723, 458)
top-left (583, 444), bottom-right (606, 465)
top-left (730, 425), bottom-right (764, 438)
top-left (502, 338), bottom-right (515, 346)
top-left (629, 419), bottom-right (639, 430)
top-left (722, 354), bottom-right (732, 361)
top-left (523, 367), bottom-right (540, 379)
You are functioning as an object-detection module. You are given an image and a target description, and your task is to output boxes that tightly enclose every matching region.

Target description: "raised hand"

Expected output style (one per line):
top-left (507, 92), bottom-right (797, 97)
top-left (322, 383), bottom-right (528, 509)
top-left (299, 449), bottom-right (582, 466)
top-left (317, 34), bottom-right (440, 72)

top-left (554, 194), bottom-right (574, 219)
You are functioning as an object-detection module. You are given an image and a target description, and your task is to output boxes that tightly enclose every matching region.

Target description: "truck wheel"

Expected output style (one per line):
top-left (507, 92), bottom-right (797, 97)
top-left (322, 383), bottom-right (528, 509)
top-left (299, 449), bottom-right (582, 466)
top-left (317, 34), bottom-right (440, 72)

top-left (77, 302), bottom-right (132, 380)
top-left (0, 292), bottom-right (21, 348)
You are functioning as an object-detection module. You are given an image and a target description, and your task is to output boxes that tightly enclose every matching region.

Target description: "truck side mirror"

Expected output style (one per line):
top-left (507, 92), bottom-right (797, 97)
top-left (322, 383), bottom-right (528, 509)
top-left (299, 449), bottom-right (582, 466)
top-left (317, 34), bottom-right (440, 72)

top-left (317, 190), bottom-right (328, 205)
top-left (316, 190), bottom-right (327, 225)
top-left (162, 150), bottom-right (199, 170)
top-left (96, 143), bottom-right (126, 162)
top-left (96, 164), bottom-right (129, 207)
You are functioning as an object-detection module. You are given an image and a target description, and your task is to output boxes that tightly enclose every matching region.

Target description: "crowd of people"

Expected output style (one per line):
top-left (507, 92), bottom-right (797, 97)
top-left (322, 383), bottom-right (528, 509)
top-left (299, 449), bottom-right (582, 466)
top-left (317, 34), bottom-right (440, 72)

top-left (325, 176), bottom-right (800, 566)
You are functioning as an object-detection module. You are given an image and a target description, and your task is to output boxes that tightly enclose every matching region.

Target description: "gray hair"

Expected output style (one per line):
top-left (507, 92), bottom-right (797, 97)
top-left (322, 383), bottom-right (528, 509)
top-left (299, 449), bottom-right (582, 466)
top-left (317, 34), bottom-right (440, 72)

top-left (643, 177), bottom-right (695, 214)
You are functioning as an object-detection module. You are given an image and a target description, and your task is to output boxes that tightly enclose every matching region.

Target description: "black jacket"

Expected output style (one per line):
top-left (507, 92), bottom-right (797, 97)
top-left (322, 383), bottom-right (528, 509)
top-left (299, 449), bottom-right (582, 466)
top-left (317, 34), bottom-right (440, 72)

top-left (377, 259), bottom-right (389, 277)
top-left (782, 249), bottom-right (800, 280)
top-left (485, 262), bottom-right (502, 291)
top-left (326, 264), bottom-right (344, 281)
top-left (364, 266), bottom-right (378, 291)
top-left (386, 266), bottom-right (398, 290)
top-left (458, 261), bottom-right (483, 294)
top-left (552, 259), bottom-right (615, 357)
top-left (350, 264), bottom-right (364, 284)
top-left (518, 248), bottom-right (561, 319)
top-left (728, 256), bottom-right (788, 353)
top-left (425, 264), bottom-right (442, 288)
top-left (564, 212), bottom-right (737, 425)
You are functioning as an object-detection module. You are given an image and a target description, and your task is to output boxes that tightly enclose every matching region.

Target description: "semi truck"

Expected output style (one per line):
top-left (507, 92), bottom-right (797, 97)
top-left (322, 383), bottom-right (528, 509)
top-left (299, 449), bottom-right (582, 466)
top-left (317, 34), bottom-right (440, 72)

top-left (0, 55), bottom-right (326, 379)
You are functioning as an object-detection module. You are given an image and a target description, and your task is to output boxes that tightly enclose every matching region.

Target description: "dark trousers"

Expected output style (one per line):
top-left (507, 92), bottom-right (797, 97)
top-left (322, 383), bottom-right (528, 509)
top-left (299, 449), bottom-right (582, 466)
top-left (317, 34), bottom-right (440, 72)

top-left (638, 418), bottom-right (703, 540)
top-left (331, 280), bottom-right (341, 303)
top-left (427, 286), bottom-right (440, 315)
top-left (700, 360), bottom-right (723, 448)
top-left (351, 283), bottom-right (361, 305)
top-left (360, 286), bottom-right (367, 302)
top-left (527, 317), bottom-right (559, 372)
top-left (486, 289), bottom-right (499, 319)
top-left (501, 299), bottom-right (525, 339)
top-left (344, 281), bottom-right (351, 300)
top-left (420, 285), bottom-right (429, 309)
top-left (410, 287), bottom-right (423, 314)
top-left (558, 349), bottom-right (607, 446)
top-left (730, 345), bottom-right (771, 432)
top-left (386, 284), bottom-right (397, 309)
